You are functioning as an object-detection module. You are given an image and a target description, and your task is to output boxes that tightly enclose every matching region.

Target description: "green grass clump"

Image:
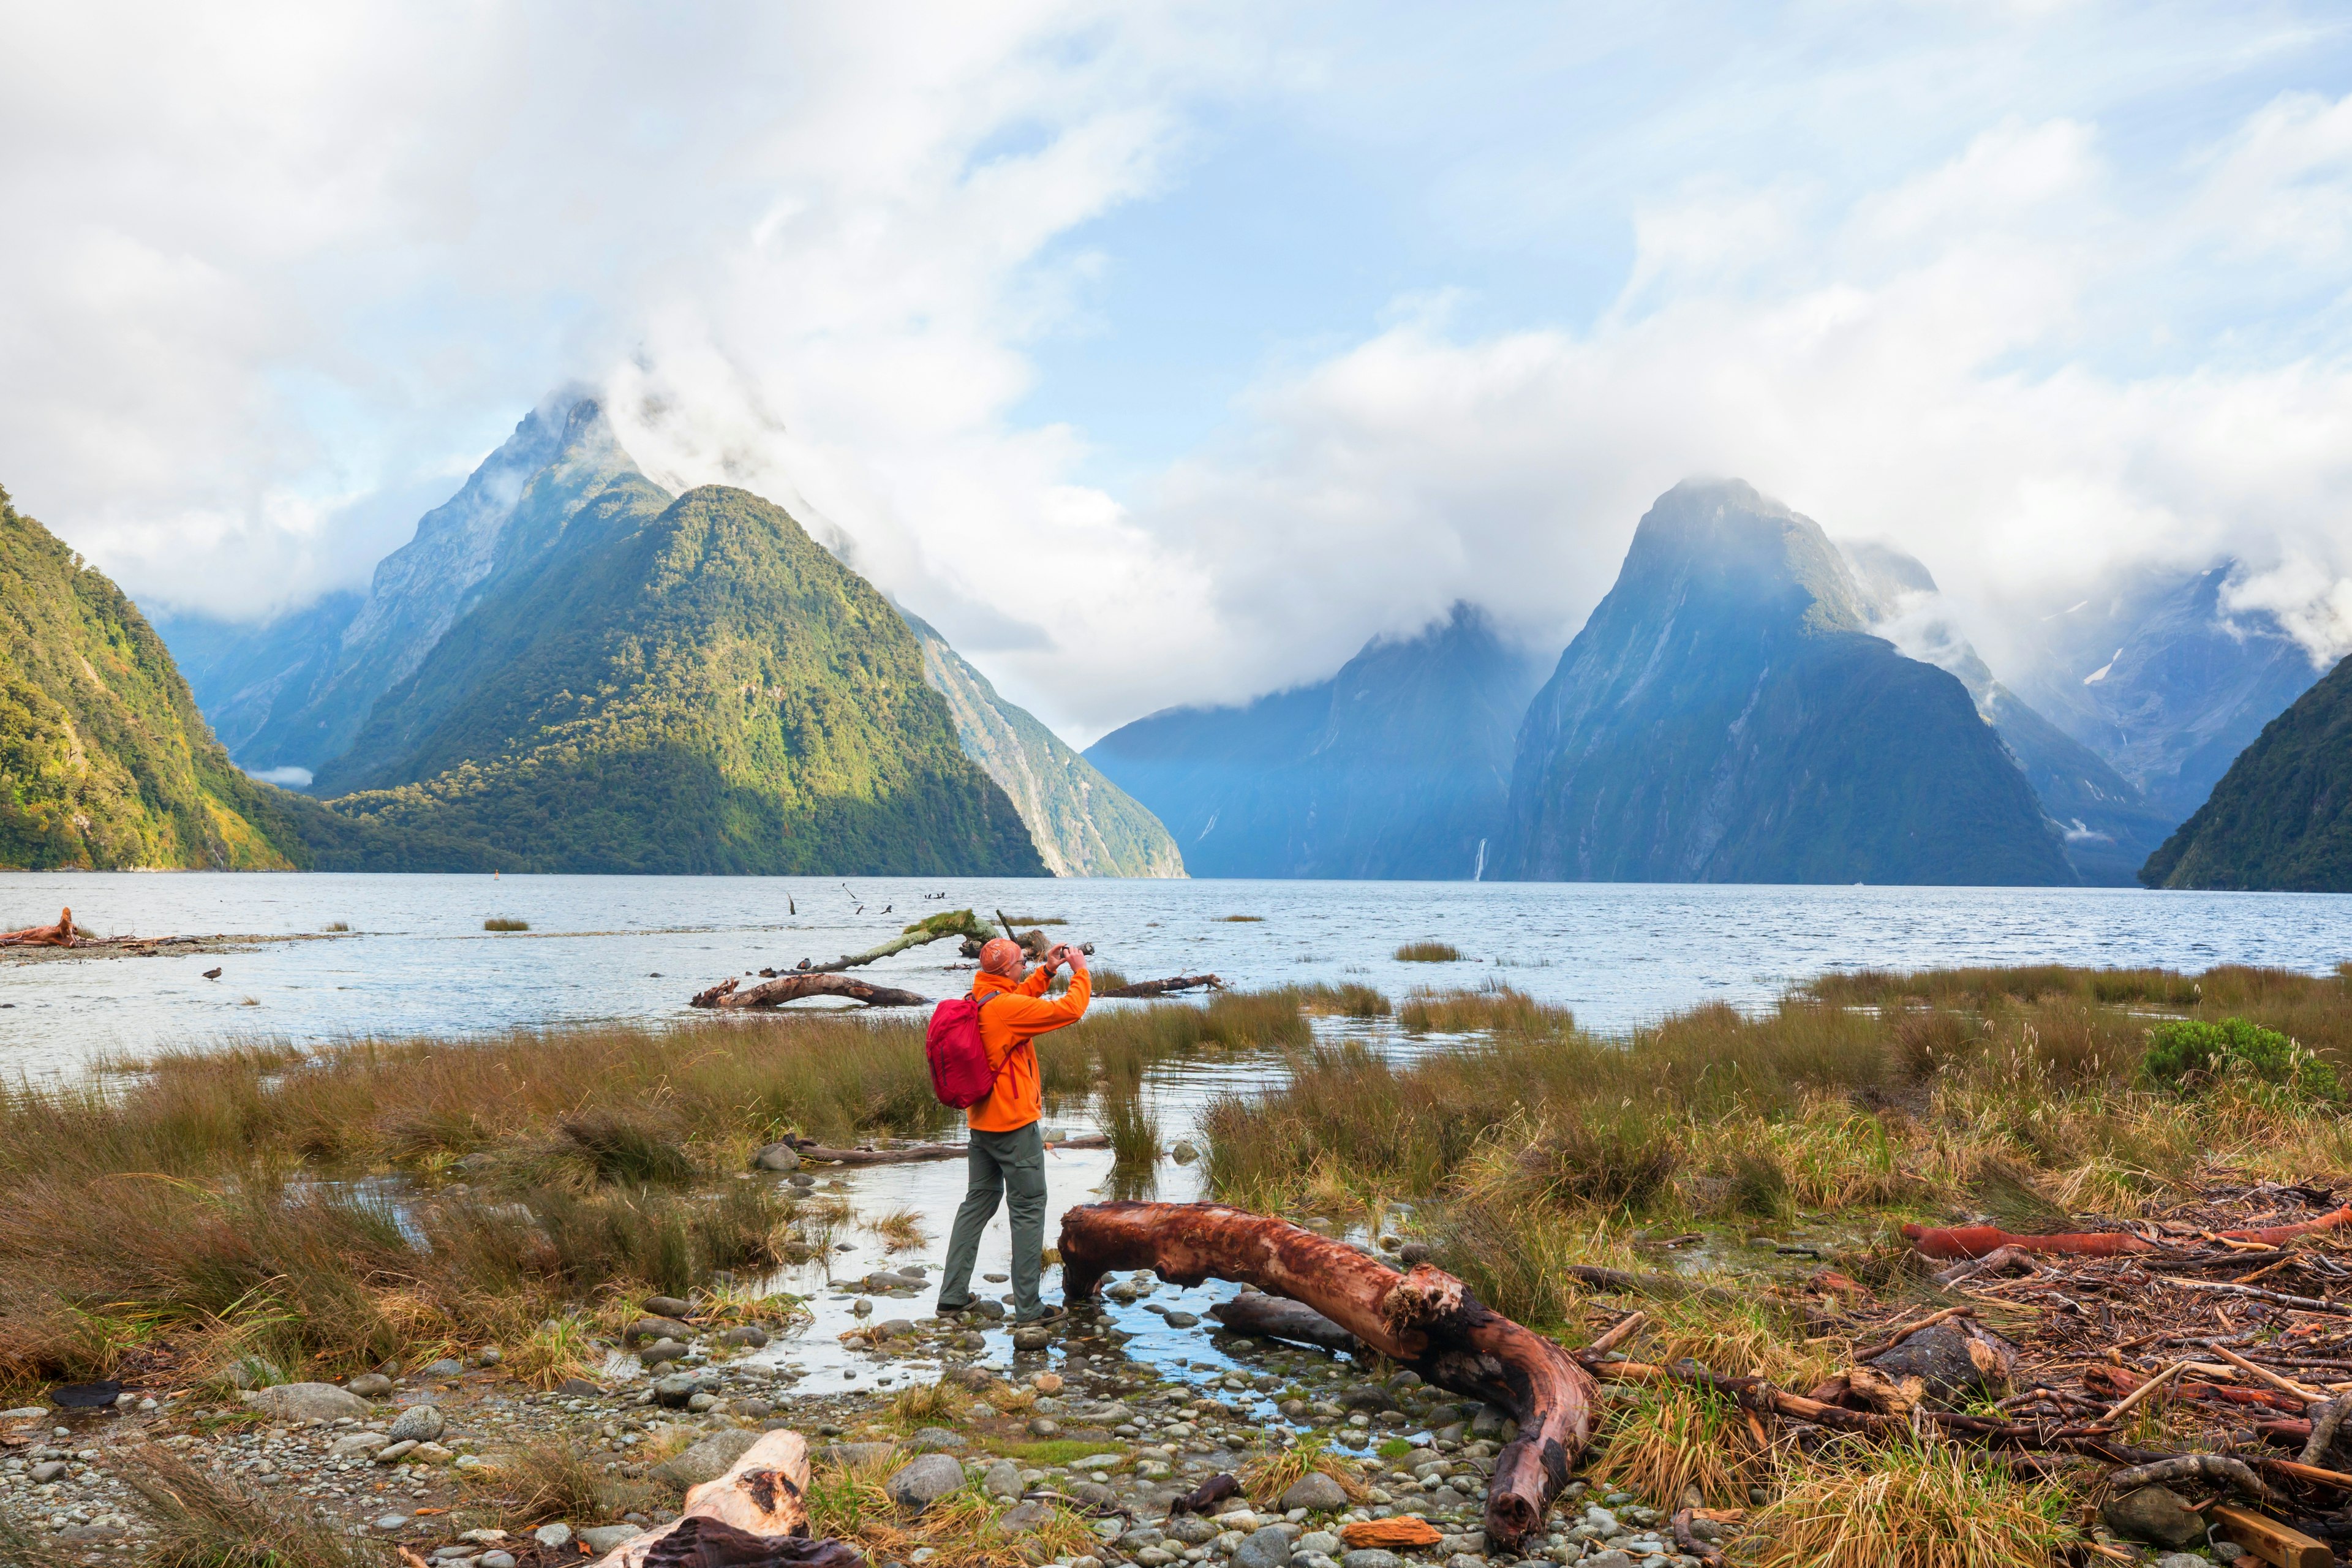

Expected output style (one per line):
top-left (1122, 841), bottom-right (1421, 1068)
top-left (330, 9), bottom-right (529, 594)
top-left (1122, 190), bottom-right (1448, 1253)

top-left (1394, 941), bottom-right (1461, 962)
top-left (2141, 1015), bottom-right (2340, 1099)
top-left (484, 917), bottom-right (530, 932)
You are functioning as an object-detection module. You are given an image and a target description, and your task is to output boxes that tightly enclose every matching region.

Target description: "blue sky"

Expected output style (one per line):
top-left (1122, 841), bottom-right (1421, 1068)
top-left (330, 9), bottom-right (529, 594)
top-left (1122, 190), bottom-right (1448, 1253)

top-left (2, 1), bottom-right (2350, 737)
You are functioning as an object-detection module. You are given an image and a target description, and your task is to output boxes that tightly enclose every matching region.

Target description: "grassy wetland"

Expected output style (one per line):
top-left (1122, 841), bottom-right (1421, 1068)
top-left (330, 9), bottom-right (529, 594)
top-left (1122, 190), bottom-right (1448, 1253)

top-left (7, 960), bottom-right (2352, 1568)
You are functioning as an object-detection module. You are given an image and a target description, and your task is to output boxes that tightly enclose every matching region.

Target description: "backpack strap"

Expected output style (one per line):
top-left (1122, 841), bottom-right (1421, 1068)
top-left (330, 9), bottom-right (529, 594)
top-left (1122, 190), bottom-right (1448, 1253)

top-left (971, 989), bottom-right (1020, 1095)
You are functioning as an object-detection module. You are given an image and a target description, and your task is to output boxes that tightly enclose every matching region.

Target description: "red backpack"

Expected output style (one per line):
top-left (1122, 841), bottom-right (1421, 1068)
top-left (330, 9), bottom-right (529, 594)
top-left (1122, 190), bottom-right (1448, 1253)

top-left (926, 991), bottom-right (1012, 1109)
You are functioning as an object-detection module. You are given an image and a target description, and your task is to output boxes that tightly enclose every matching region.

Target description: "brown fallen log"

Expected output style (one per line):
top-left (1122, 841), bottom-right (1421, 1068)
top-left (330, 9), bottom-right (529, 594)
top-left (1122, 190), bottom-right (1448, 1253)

top-left (691, 974), bottom-right (929, 1009)
top-left (1057, 1200), bottom-right (1594, 1550)
top-left (1903, 1205), bottom-right (2352, 1261)
top-left (605, 1430), bottom-right (864, 1568)
top-left (791, 1133), bottom-right (1109, 1164)
top-left (0, 908), bottom-right (76, 948)
top-left (1098, 974), bottom-right (1225, 999)
top-left (1208, 1292), bottom-right (1360, 1350)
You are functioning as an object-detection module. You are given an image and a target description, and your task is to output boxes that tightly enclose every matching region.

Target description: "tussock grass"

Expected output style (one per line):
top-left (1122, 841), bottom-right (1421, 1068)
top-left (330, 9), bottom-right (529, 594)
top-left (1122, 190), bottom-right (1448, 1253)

top-left (1238, 1435), bottom-right (1365, 1507)
top-left (1593, 1380), bottom-right (1776, 1509)
top-left (113, 1444), bottom-right (391, 1568)
top-left (1394, 941), bottom-right (1461, 963)
top-left (483, 918), bottom-right (529, 932)
top-left (483, 1435), bottom-right (646, 1524)
top-left (1297, 982), bottom-right (1390, 1018)
top-left (868, 1207), bottom-right (929, 1251)
top-left (1730, 1438), bottom-right (2070, 1568)
top-left (323, 921), bottom-right (350, 933)
top-left (890, 1376), bottom-right (973, 1425)
top-left (809, 1455), bottom-right (1096, 1568)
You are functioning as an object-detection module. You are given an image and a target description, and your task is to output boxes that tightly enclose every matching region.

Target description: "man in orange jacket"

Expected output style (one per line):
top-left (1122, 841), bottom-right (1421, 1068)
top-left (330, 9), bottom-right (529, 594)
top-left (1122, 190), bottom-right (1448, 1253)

top-left (936, 935), bottom-right (1092, 1324)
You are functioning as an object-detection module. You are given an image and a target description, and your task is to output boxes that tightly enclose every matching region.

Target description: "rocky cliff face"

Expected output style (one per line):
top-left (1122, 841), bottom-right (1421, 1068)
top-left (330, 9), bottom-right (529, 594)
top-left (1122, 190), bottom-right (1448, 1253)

top-left (1085, 604), bottom-right (1547, 879)
top-left (1499, 480), bottom-right (2075, 886)
top-left (900, 609), bottom-right (1182, 878)
top-left (2141, 653), bottom-right (2352, 891)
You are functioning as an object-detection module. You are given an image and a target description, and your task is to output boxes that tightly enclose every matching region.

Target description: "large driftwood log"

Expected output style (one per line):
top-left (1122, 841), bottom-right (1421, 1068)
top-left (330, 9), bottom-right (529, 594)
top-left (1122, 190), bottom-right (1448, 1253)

top-left (789, 1133), bottom-right (1109, 1165)
top-left (0, 908), bottom-right (77, 948)
top-left (692, 974), bottom-right (929, 1009)
top-left (1058, 1201), bottom-right (1594, 1549)
top-left (1099, 974), bottom-right (1224, 999)
top-left (786, 909), bottom-right (993, 974)
top-left (1208, 1292), bottom-right (1360, 1350)
top-left (1901, 1205), bottom-right (2352, 1259)
top-left (605, 1430), bottom-right (864, 1568)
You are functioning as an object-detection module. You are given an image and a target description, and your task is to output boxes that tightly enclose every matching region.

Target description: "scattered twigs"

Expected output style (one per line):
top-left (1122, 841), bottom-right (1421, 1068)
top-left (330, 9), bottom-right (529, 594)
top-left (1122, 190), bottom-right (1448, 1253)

top-left (1904, 1206), bottom-right (2352, 1261)
top-left (2096, 1359), bottom-right (2192, 1427)
top-left (1057, 1200), bottom-right (1596, 1550)
top-left (2157, 1276), bottom-right (2346, 1315)
top-left (0, 908), bottom-right (76, 948)
top-left (1934, 1245), bottom-right (2039, 1287)
top-left (1585, 1312), bottom-right (1646, 1355)
top-left (1853, 1306), bottom-right (1973, 1362)
top-left (690, 974), bottom-right (929, 1009)
top-left (1668, 1509), bottom-right (1725, 1566)
top-left (2207, 1342), bottom-right (2329, 1401)
top-left (1098, 974), bottom-right (1226, 999)
top-left (2301, 1393), bottom-right (2352, 1466)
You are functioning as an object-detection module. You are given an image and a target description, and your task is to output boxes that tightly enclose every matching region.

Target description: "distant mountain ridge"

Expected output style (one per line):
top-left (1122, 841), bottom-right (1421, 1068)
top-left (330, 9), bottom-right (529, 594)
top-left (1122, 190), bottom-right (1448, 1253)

top-left (2141, 653), bottom-right (2352, 891)
top-left (899, 611), bottom-right (1181, 878)
top-left (0, 487), bottom-right (311, 870)
top-left (1085, 604), bottom-right (1547, 880)
top-left (1499, 480), bottom-right (2075, 884)
top-left (1836, 539), bottom-right (2173, 885)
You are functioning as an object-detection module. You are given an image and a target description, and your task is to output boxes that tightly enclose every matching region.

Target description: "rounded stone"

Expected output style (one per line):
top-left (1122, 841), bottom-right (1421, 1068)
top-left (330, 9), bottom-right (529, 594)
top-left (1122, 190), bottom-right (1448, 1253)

top-left (345, 1374), bottom-right (393, 1400)
top-left (1280, 1474), bottom-right (1351, 1513)
top-left (1340, 1553), bottom-right (1400, 1568)
top-left (246, 1383), bottom-right (372, 1423)
top-left (983, 1460), bottom-right (1023, 1500)
top-left (386, 1403), bottom-right (445, 1444)
top-left (533, 1525), bottom-right (573, 1550)
top-left (1234, 1526), bottom-right (1295, 1568)
top-left (887, 1453), bottom-right (967, 1512)
top-left (653, 1375), bottom-right (696, 1409)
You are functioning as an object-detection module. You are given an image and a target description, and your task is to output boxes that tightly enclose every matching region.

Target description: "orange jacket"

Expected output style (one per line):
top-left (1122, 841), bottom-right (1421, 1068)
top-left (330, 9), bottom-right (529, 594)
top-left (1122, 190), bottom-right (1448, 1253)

top-left (967, 965), bottom-right (1092, 1133)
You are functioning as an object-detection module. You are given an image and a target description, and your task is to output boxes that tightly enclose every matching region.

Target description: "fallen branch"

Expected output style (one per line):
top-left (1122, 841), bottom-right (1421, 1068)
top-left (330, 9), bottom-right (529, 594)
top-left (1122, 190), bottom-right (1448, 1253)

top-left (1904, 1205), bottom-right (2352, 1261)
top-left (2157, 1276), bottom-right (2346, 1315)
top-left (2108, 1453), bottom-right (2275, 1501)
top-left (604, 1429), bottom-right (863, 1568)
top-left (1208, 1294), bottom-right (1360, 1351)
top-left (783, 909), bottom-right (992, 974)
top-left (1058, 1201), bottom-right (1595, 1551)
top-left (1668, 1509), bottom-right (1725, 1566)
top-left (1098, 974), bottom-right (1225, 999)
top-left (788, 1133), bottom-right (1109, 1165)
top-left (2303, 1394), bottom-right (2352, 1467)
top-left (0, 908), bottom-right (76, 948)
top-left (690, 974), bottom-right (929, 1009)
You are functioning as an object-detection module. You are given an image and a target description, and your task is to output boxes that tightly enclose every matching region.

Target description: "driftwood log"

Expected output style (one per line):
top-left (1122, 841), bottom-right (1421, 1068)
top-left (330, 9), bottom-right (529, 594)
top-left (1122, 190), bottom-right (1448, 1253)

top-left (603, 1429), bottom-right (864, 1568)
top-left (1057, 1201), bottom-right (1594, 1549)
top-left (788, 1133), bottom-right (1109, 1165)
top-left (0, 908), bottom-right (77, 948)
top-left (1208, 1292), bottom-right (1360, 1350)
top-left (785, 909), bottom-right (992, 974)
top-left (1902, 1205), bottom-right (2352, 1259)
top-left (1099, 974), bottom-right (1225, 999)
top-left (692, 974), bottom-right (928, 1009)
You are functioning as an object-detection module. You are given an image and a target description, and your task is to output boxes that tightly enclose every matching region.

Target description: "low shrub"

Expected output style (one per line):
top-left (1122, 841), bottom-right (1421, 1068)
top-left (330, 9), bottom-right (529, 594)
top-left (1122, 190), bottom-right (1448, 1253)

top-left (1394, 941), bottom-right (1461, 962)
top-left (2140, 1016), bottom-right (2340, 1100)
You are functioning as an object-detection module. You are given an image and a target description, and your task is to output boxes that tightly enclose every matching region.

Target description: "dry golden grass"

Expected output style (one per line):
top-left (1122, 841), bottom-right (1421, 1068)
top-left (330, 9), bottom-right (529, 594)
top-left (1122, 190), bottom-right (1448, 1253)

top-left (1394, 941), bottom-right (1461, 963)
top-left (807, 1455), bottom-right (1098, 1568)
top-left (868, 1207), bottom-right (930, 1251)
top-left (108, 1443), bottom-right (392, 1568)
top-left (1728, 1439), bottom-right (2071, 1568)
top-left (480, 1435), bottom-right (646, 1524)
top-left (1238, 1439), bottom-right (1366, 1507)
top-left (1593, 1380), bottom-right (1778, 1510)
top-left (889, 1376), bottom-right (974, 1425)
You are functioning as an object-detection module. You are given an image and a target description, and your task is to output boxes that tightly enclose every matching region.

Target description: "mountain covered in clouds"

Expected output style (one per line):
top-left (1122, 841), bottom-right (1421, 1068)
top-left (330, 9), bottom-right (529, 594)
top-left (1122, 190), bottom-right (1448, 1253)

top-left (899, 609), bottom-right (1182, 877)
top-left (1084, 604), bottom-right (1547, 879)
top-left (2007, 565), bottom-right (2326, 824)
top-left (1498, 480), bottom-right (2074, 885)
top-left (1837, 540), bottom-right (2174, 886)
top-left (2141, 653), bottom-right (2352, 891)
top-left (151, 393), bottom-right (1074, 875)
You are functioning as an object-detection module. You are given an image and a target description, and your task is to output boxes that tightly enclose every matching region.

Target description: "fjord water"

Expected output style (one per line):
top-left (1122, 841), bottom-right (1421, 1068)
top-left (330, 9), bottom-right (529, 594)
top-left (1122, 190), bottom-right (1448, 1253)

top-left (2, 872), bottom-right (2350, 1074)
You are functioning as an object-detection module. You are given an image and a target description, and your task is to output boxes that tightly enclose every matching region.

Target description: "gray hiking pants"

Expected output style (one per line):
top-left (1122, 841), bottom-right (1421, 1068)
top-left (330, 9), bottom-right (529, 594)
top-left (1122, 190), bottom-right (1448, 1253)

top-left (938, 1121), bottom-right (1047, 1319)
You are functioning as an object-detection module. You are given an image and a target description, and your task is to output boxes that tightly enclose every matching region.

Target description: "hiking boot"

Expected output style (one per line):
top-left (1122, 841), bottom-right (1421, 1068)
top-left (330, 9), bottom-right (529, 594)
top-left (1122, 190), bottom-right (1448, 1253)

top-left (1014, 1304), bottom-right (1066, 1325)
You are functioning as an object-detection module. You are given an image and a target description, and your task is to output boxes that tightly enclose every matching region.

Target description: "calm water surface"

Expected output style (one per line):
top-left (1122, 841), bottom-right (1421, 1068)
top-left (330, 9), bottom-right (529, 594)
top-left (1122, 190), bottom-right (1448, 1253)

top-left (1, 873), bottom-right (2347, 1074)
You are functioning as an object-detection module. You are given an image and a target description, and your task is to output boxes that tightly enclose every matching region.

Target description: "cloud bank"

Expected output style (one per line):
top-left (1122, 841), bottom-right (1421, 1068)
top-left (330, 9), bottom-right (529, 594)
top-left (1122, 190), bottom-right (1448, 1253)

top-left (5, 2), bottom-right (2352, 742)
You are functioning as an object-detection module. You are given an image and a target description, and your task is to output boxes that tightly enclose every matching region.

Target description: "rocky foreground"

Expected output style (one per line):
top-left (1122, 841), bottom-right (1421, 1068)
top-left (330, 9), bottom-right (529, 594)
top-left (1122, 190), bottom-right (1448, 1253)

top-left (0, 1276), bottom-right (1707, 1568)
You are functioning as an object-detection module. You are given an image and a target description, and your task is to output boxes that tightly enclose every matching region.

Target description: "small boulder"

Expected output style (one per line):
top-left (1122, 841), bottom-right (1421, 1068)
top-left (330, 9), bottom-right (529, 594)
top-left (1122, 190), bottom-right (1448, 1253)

top-left (481, 1555), bottom-right (517, 1568)
top-left (374, 1440), bottom-right (418, 1464)
top-left (533, 1524), bottom-right (573, 1550)
top-left (753, 1142), bottom-right (802, 1173)
top-left (417, 1358), bottom-right (466, 1379)
top-left (1281, 1473), bottom-right (1351, 1512)
top-left (1234, 1526), bottom-right (1294, 1568)
top-left (983, 1460), bottom-right (1023, 1499)
top-left (872, 1319), bottom-right (917, 1341)
top-left (386, 1404), bottom-right (445, 1443)
top-left (640, 1340), bottom-right (688, 1367)
top-left (643, 1296), bottom-right (693, 1319)
top-left (998, 1501), bottom-right (1053, 1534)
top-left (654, 1428), bottom-right (763, 1490)
top-left (580, 1525), bottom-right (640, 1557)
top-left (1164, 1517), bottom-right (1220, 1547)
top-left (1338, 1387), bottom-right (1396, 1414)
top-left (653, 1375), bottom-right (697, 1409)
top-left (2101, 1484), bottom-right (2204, 1549)
top-left (626, 1317), bottom-right (696, 1346)
top-left (718, 1326), bottom-right (769, 1349)
top-left (906, 1427), bottom-right (963, 1453)
top-left (1011, 1325), bottom-right (1051, 1352)
top-left (345, 1374), bottom-right (393, 1400)
top-left (887, 1453), bottom-right (966, 1512)
top-left (1864, 1322), bottom-right (2018, 1400)
top-left (247, 1383), bottom-right (372, 1422)
top-left (1027, 1417), bottom-right (1060, 1438)
top-left (1340, 1553), bottom-right (1398, 1568)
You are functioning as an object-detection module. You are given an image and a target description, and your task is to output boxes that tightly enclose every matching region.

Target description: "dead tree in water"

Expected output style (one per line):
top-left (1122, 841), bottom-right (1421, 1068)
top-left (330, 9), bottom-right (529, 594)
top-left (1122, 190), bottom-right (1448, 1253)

top-left (1057, 1200), bottom-right (1595, 1550)
top-left (691, 974), bottom-right (927, 1009)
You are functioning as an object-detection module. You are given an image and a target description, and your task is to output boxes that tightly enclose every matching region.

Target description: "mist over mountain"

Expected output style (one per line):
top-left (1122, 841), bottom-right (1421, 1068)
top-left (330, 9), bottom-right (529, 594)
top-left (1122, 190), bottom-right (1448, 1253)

top-left (2007, 565), bottom-right (2325, 823)
top-left (2141, 654), bottom-right (2352, 891)
top-left (899, 609), bottom-right (1182, 878)
top-left (1085, 604), bottom-right (1547, 879)
top-left (1499, 481), bottom-right (2074, 885)
top-left (1837, 540), bottom-right (2173, 886)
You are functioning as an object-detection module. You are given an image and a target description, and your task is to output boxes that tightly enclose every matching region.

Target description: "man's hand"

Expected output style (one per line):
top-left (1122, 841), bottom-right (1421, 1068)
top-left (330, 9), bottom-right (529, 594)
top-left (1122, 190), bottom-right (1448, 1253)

top-left (1064, 942), bottom-right (1088, 973)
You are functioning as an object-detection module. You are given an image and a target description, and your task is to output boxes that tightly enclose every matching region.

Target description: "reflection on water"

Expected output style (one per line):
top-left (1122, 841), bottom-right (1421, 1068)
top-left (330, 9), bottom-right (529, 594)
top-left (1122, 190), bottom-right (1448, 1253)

top-left (5, 872), bottom-right (2351, 1076)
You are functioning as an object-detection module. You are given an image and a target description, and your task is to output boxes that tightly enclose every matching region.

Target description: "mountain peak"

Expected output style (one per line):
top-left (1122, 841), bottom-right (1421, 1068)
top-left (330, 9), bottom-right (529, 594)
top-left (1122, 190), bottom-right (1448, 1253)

top-left (1622, 479), bottom-right (1870, 636)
